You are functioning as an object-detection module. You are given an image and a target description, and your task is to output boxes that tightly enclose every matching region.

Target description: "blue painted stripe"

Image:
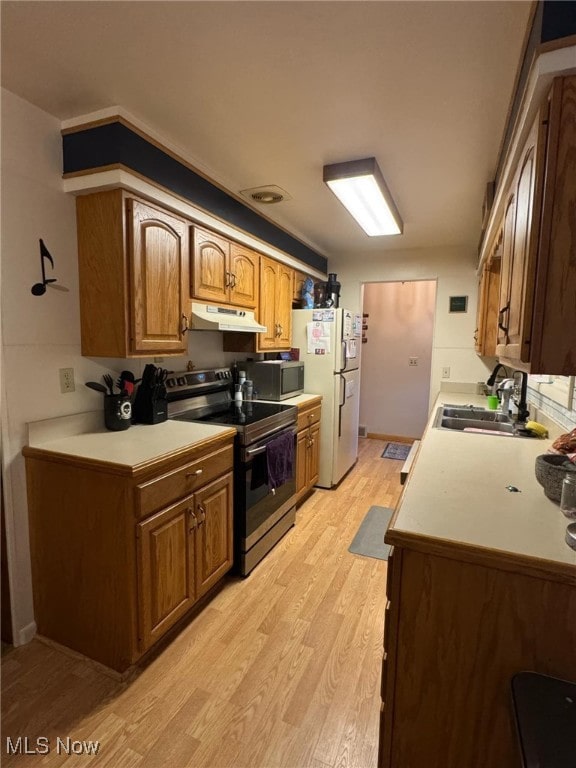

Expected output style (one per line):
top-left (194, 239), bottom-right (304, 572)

top-left (62, 121), bottom-right (327, 273)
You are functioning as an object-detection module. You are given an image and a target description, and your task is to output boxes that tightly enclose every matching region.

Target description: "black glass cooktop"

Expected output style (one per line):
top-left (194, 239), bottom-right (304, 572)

top-left (171, 401), bottom-right (295, 428)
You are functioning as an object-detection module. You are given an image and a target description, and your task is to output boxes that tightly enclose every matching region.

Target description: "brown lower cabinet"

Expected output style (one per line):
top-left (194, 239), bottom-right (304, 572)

top-left (295, 399), bottom-right (322, 501)
top-left (23, 433), bottom-right (234, 672)
top-left (378, 544), bottom-right (576, 768)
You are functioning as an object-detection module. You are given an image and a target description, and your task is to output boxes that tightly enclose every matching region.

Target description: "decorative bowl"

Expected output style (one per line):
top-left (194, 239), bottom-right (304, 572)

top-left (535, 454), bottom-right (576, 502)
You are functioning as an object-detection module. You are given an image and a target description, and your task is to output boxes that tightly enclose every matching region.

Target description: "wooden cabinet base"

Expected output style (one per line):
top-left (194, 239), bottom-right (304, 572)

top-left (295, 399), bottom-right (322, 502)
top-left (24, 435), bottom-right (234, 672)
top-left (378, 547), bottom-right (576, 767)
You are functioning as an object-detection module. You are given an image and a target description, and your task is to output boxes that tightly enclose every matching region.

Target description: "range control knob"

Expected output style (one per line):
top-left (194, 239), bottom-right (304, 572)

top-left (166, 379), bottom-right (175, 388)
top-left (177, 377), bottom-right (186, 386)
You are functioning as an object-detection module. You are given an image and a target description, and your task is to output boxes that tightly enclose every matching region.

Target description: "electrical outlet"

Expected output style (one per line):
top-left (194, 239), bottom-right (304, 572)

top-left (59, 367), bottom-right (75, 393)
top-left (441, 366), bottom-right (451, 379)
top-left (409, 357), bottom-right (418, 366)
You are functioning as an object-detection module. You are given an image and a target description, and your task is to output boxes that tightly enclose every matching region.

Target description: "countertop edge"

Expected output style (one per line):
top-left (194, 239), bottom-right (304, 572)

top-left (22, 428), bottom-right (236, 477)
top-left (385, 527), bottom-right (576, 585)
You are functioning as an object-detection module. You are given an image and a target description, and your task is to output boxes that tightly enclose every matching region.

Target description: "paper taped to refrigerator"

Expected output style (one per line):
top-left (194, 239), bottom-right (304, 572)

top-left (345, 378), bottom-right (355, 398)
top-left (312, 309), bottom-right (335, 322)
top-left (307, 321), bottom-right (331, 354)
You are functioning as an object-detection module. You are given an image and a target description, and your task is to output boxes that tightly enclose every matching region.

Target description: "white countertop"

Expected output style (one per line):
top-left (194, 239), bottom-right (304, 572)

top-left (389, 392), bottom-right (576, 573)
top-left (26, 412), bottom-right (235, 470)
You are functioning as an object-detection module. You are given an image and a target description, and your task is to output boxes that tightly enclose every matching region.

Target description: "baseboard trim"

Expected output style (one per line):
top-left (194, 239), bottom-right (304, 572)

top-left (15, 620), bottom-right (37, 646)
top-left (367, 433), bottom-right (418, 443)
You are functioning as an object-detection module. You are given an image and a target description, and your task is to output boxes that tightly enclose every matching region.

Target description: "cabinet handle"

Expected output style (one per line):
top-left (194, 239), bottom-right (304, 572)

top-left (230, 272), bottom-right (237, 289)
top-left (197, 504), bottom-right (206, 524)
top-left (185, 468), bottom-right (203, 478)
top-left (187, 507), bottom-right (197, 532)
top-left (181, 314), bottom-right (189, 335)
top-left (498, 303), bottom-right (510, 334)
top-left (278, 324), bottom-right (283, 337)
top-left (473, 329), bottom-right (478, 342)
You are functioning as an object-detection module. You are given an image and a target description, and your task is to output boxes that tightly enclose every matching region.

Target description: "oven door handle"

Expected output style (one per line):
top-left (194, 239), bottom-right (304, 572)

top-left (245, 445), bottom-right (268, 457)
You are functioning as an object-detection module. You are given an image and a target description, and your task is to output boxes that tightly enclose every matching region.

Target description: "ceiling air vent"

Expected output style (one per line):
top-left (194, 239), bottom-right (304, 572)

top-left (239, 185), bottom-right (292, 205)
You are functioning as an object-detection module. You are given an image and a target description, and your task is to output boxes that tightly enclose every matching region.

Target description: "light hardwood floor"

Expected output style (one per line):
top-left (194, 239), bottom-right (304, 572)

top-left (2, 438), bottom-right (403, 768)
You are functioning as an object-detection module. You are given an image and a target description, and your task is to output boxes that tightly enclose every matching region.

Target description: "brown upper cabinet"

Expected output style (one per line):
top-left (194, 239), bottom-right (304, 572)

top-left (484, 75), bottom-right (576, 374)
top-left (192, 226), bottom-right (259, 309)
top-left (258, 256), bottom-right (294, 350)
top-left (474, 245), bottom-right (501, 357)
top-left (76, 190), bottom-right (190, 357)
top-left (495, 111), bottom-right (545, 363)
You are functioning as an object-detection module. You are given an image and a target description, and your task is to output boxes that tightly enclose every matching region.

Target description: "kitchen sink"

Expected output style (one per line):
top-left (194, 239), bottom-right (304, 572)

top-left (433, 406), bottom-right (533, 437)
top-left (439, 416), bottom-right (516, 433)
top-left (441, 407), bottom-right (510, 422)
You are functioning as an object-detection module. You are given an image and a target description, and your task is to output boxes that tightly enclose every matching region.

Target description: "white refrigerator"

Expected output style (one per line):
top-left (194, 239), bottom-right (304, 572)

top-left (291, 308), bottom-right (361, 488)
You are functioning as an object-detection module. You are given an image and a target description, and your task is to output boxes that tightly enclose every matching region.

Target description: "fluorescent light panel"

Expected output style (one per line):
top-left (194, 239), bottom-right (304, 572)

top-left (323, 157), bottom-right (403, 236)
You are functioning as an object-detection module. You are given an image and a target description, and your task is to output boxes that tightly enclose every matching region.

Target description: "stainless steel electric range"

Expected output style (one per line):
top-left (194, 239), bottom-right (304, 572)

top-left (166, 368), bottom-right (298, 575)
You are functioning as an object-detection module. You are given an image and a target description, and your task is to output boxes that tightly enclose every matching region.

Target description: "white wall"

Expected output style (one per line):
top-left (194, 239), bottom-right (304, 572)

top-left (0, 90), bottom-right (240, 643)
top-left (360, 280), bottom-right (436, 439)
top-left (330, 246), bottom-right (496, 408)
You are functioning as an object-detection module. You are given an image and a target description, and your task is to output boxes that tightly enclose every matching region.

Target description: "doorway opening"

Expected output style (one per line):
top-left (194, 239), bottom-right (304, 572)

top-left (359, 280), bottom-right (436, 441)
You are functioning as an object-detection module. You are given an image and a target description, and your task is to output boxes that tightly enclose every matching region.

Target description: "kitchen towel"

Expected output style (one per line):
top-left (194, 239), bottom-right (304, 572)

top-left (266, 430), bottom-right (294, 490)
top-left (348, 506), bottom-right (393, 560)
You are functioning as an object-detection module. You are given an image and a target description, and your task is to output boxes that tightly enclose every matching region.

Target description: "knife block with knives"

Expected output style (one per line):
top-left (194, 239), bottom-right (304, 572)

top-left (132, 364), bottom-right (168, 424)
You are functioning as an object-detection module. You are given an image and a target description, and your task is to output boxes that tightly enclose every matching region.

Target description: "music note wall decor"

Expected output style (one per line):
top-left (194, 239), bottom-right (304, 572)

top-left (31, 239), bottom-right (69, 296)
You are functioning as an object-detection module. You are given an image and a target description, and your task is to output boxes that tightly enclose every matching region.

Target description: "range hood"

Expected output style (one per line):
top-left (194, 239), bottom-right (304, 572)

top-left (190, 302), bottom-right (267, 333)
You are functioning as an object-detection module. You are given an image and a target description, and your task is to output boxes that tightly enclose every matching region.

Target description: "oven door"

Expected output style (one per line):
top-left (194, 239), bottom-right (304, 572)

top-left (235, 428), bottom-right (297, 572)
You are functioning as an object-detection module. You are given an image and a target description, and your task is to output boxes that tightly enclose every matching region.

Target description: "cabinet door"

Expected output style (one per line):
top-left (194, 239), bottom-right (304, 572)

top-left (496, 113), bottom-right (547, 363)
top-left (296, 429), bottom-right (308, 498)
top-left (530, 76), bottom-right (576, 374)
top-left (137, 495), bottom-right (196, 651)
top-left (129, 199), bottom-right (189, 355)
top-left (192, 227), bottom-right (230, 304)
top-left (496, 194), bottom-right (516, 351)
top-left (258, 257), bottom-right (280, 350)
top-left (229, 243), bottom-right (258, 308)
top-left (195, 472), bottom-right (233, 597)
top-left (307, 423), bottom-right (321, 488)
top-left (504, 141), bottom-right (538, 361)
top-left (276, 263), bottom-right (294, 348)
top-left (476, 257), bottom-right (501, 356)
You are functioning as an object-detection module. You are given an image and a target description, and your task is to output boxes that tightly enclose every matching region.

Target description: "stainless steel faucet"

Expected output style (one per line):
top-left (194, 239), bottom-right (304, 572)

top-left (512, 370), bottom-right (529, 423)
top-left (498, 378), bottom-right (515, 415)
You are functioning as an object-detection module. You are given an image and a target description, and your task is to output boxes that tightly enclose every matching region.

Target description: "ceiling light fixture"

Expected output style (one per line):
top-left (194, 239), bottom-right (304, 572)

top-left (323, 157), bottom-right (403, 236)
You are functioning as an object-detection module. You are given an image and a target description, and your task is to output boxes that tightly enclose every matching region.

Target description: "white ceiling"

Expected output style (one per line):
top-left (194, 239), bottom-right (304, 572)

top-left (1, 1), bottom-right (533, 260)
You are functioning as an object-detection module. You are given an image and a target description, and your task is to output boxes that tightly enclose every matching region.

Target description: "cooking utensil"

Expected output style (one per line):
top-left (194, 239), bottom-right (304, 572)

top-left (103, 374), bottom-right (115, 395)
top-left (117, 370), bottom-right (136, 396)
top-left (85, 381), bottom-right (108, 394)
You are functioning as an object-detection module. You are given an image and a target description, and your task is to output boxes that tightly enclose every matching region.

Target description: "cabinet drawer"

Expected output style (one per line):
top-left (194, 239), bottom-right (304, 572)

top-left (297, 404), bottom-right (321, 432)
top-left (136, 445), bottom-right (233, 519)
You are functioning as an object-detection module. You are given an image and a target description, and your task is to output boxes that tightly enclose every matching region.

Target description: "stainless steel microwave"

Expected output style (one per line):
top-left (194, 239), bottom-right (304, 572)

top-left (245, 360), bottom-right (305, 401)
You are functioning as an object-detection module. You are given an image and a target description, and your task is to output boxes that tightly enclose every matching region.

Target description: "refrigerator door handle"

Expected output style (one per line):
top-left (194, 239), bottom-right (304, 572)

top-left (339, 340), bottom-right (347, 372)
top-left (338, 374), bottom-right (346, 437)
